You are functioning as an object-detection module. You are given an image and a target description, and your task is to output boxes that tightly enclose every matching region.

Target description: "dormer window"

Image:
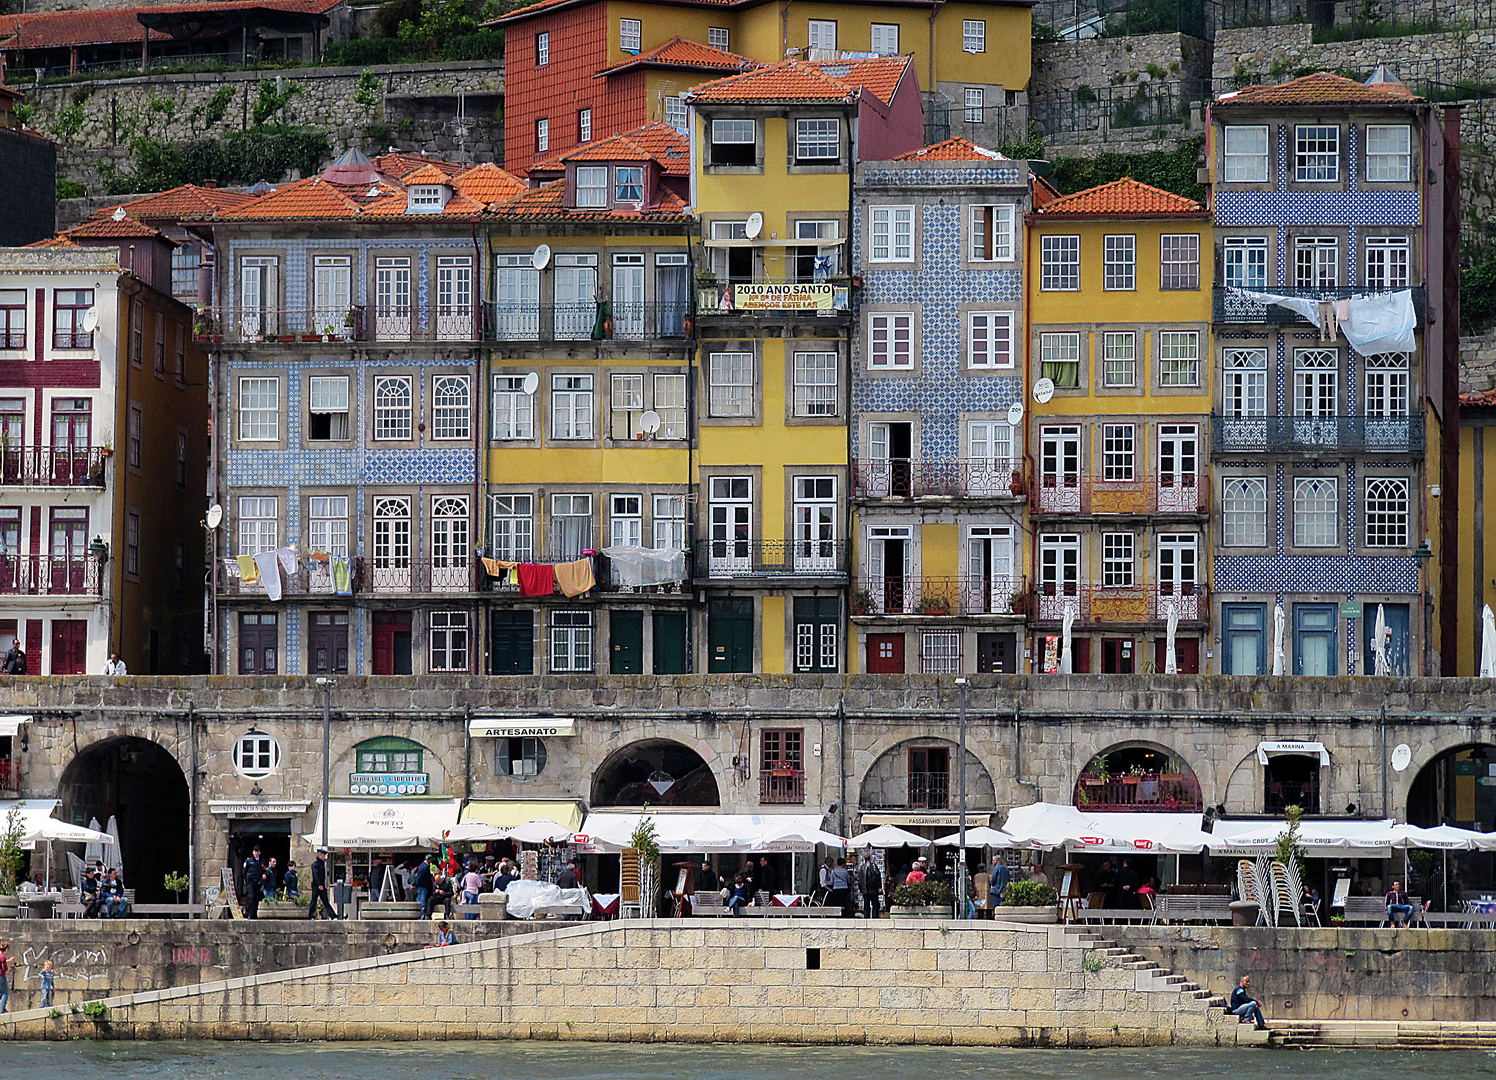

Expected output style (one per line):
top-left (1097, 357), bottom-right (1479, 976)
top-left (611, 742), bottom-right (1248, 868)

top-left (614, 167), bottom-right (643, 203)
top-left (576, 166), bottom-right (608, 208)
top-left (408, 185), bottom-right (448, 213)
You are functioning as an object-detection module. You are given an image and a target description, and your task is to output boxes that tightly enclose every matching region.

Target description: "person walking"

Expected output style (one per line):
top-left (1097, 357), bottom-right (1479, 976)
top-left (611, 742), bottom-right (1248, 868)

top-left (410, 855), bottom-right (435, 919)
top-left (2, 641), bottom-right (26, 674)
top-left (989, 855), bottom-right (1012, 909)
top-left (283, 861), bottom-right (300, 902)
top-left (857, 853), bottom-right (883, 920)
top-left (462, 862), bottom-right (483, 920)
top-left (241, 844), bottom-right (267, 919)
top-left (756, 856), bottom-right (778, 897)
top-left (308, 849), bottom-right (339, 919)
top-left (829, 858), bottom-right (853, 918)
top-left (39, 959), bottom-right (54, 1008)
top-left (0, 940), bottom-right (9, 1014)
top-left (102, 651), bottom-right (127, 676)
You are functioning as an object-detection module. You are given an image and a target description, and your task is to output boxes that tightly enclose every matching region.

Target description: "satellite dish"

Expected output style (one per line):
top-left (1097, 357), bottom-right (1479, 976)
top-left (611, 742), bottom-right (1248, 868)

top-left (521, 371), bottom-right (539, 396)
top-left (205, 504), bottom-right (223, 530)
top-left (111, 207), bottom-right (127, 222)
top-left (82, 308), bottom-right (99, 333)
top-left (1006, 401), bottom-right (1025, 427)
top-left (640, 410), bottom-right (661, 435)
top-left (532, 243), bottom-right (552, 270)
top-left (1390, 744), bottom-right (1412, 773)
top-left (745, 212), bottom-right (763, 240)
top-left (1032, 377), bottom-right (1055, 404)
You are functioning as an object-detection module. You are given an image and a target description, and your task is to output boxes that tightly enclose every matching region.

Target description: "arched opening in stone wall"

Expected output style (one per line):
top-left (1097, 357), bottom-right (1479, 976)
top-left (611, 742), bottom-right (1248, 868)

top-left (591, 739), bottom-right (719, 807)
top-left (1075, 741), bottom-right (1201, 813)
top-left (1407, 743), bottom-right (1496, 897)
top-left (58, 736), bottom-right (189, 902)
top-left (858, 738), bottom-right (995, 815)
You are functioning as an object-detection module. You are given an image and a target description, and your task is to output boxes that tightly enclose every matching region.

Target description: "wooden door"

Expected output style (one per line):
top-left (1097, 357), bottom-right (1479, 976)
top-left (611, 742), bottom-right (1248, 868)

top-left (309, 611), bottom-right (349, 674)
top-left (50, 619), bottom-right (86, 674)
top-left (610, 610), bottom-right (644, 675)
top-left (866, 633), bottom-right (905, 674)
top-left (489, 609), bottom-right (534, 675)
top-left (373, 611), bottom-right (413, 675)
top-left (238, 612), bottom-right (278, 674)
top-left (652, 611), bottom-right (688, 674)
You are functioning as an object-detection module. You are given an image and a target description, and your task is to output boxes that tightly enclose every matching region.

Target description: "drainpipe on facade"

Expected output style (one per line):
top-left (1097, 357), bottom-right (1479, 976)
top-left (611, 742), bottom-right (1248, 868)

top-left (836, 697), bottom-right (846, 835)
top-left (1022, 202), bottom-right (1038, 671)
top-left (1379, 703), bottom-right (1388, 818)
top-left (463, 705), bottom-right (472, 807)
top-left (472, 222), bottom-right (487, 672)
top-left (1012, 703), bottom-right (1039, 803)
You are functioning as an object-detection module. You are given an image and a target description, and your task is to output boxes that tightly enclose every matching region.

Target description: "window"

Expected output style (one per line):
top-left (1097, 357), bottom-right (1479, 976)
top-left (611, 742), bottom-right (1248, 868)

top-left (1294, 236), bottom-right (1339, 288)
top-left (1223, 348), bottom-right (1268, 418)
top-left (578, 107), bottom-right (592, 143)
top-left (308, 496), bottom-right (349, 557)
top-left (1364, 352), bottom-right (1410, 418)
top-left (793, 598), bottom-right (838, 673)
top-left (619, 17), bottom-right (641, 51)
top-left (870, 22), bottom-right (899, 54)
top-left (54, 289), bottom-right (94, 349)
top-left (171, 244), bottom-right (199, 298)
top-left (429, 611), bottom-right (469, 672)
top-left (492, 375), bottom-right (534, 439)
top-left (490, 494), bottom-right (533, 562)
top-left (610, 494), bottom-right (643, 547)
top-left (125, 510), bottom-right (140, 575)
top-left (308, 376), bottom-right (350, 440)
top-left (761, 728), bottom-right (805, 786)
top-left (1102, 424), bottom-right (1134, 481)
top-left (176, 430), bottom-right (187, 486)
top-left (614, 166), bottom-right (644, 202)
top-left (0, 289), bottom-right (24, 348)
top-left (869, 206), bottom-right (914, 261)
top-left (154, 330), bottom-right (166, 375)
top-left (237, 496), bottom-right (278, 554)
top-left (1293, 348), bottom-right (1338, 417)
top-left (807, 19), bottom-right (836, 51)
top-left (535, 118), bottom-right (549, 153)
top-left (550, 493), bottom-right (592, 559)
top-left (1364, 477), bottom-right (1409, 547)
top-left (1222, 237), bottom-right (1268, 290)
top-left (708, 351), bottom-right (754, 416)
top-left (868, 313), bottom-right (914, 369)
top-left (963, 19), bottom-right (985, 51)
top-left (1366, 124), bottom-right (1411, 182)
top-left (967, 311), bottom-right (1013, 368)
top-left (664, 95), bottom-right (688, 134)
top-left (1160, 234), bottom-right (1201, 290)
top-left (174, 324), bottom-right (185, 382)
top-left (1102, 532), bottom-right (1134, 587)
top-left (793, 219), bottom-right (840, 280)
top-left (130, 300), bottom-right (143, 366)
top-left (1365, 236), bottom-right (1410, 290)
top-left (793, 351), bottom-right (838, 416)
top-left (653, 493), bottom-right (686, 549)
top-left (1223, 125), bottom-right (1269, 183)
top-left (1222, 477), bottom-right (1268, 546)
top-left (1040, 331), bottom-right (1080, 388)
top-left (408, 185), bottom-right (446, 212)
top-left (373, 375), bottom-right (413, 440)
top-left (1295, 125), bottom-right (1340, 182)
top-left (1293, 477), bottom-right (1338, 547)
top-left (127, 404), bottom-right (143, 467)
top-left (1102, 331), bottom-right (1136, 388)
top-left (709, 118), bottom-right (756, 166)
top-left (498, 736), bottom-right (547, 779)
top-left (610, 374), bottom-right (644, 439)
top-left (432, 375), bottom-right (470, 440)
top-left (964, 88), bottom-right (983, 124)
top-left (238, 377), bottom-right (279, 441)
top-left (356, 743), bottom-right (422, 775)
top-left (535, 31), bottom-right (548, 65)
top-left (551, 374), bottom-right (594, 438)
top-left (970, 204), bottom-right (1014, 261)
top-left (551, 610), bottom-right (593, 672)
top-left (231, 733), bottom-right (281, 778)
top-left (1223, 603), bottom-right (1267, 675)
top-left (795, 118), bottom-right (839, 162)
top-left (565, 168), bottom-right (606, 213)
top-left (709, 26), bottom-right (730, 48)
top-left (654, 373), bottom-right (687, 438)
top-left (1103, 234), bottom-right (1136, 290)
top-left (1157, 331), bottom-right (1200, 387)
top-left (921, 630), bottom-right (961, 674)
top-left (1040, 235), bottom-right (1080, 290)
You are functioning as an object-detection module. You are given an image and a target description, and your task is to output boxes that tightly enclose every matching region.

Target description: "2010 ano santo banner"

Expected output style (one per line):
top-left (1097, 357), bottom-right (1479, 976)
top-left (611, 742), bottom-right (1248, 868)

top-left (732, 282), bottom-right (836, 310)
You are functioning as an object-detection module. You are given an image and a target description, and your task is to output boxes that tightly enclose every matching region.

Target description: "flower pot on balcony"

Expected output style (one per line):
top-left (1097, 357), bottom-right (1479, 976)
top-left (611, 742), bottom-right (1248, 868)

top-left (1010, 471), bottom-right (1026, 496)
top-left (1160, 774), bottom-right (1184, 783)
top-left (275, 335), bottom-right (296, 343)
top-left (300, 334), bottom-right (320, 342)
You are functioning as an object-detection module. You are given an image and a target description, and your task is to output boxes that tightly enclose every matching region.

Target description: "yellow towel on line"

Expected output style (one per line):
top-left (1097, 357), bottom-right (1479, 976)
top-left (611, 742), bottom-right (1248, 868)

top-left (554, 557), bottom-right (596, 597)
top-left (236, 554), bottom-right (259, 583)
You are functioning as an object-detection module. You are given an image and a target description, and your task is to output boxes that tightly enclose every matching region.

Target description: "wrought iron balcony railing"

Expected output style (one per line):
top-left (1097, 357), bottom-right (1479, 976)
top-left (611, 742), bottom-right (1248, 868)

top-left (198, 306), bottom-right (484, 344)
top-left (1213, 285), bottom-right (1425, 325)
top-left (1031, 582), bottom-right (1207, 624)
top-left (486, 301), bottom-right (692, 342)
top-left (693, 538), bottom-right (848, 579)
top-left (0, 447), bottom-right (107, 487)
top-left (1075, 771), bottom-right (1202, 813)
top-left (759, 771), bottom-right (805, 805)
top-left (1030, 473), bottom-right (1206, 515)
top-left (1210, 414), bottom-right (1425, 456)
top-left (852, 459), bottom-right (1026, 499)
top-left (0, 554), bottom-right (101, 597)
top-left (853, 576), bottom-right (1027, 617)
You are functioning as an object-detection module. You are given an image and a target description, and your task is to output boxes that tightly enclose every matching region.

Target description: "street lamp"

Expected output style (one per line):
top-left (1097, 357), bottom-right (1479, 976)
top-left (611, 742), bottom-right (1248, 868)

top-left (955, 676), bottom-right (969, 917)
top-left (316, 677), bottom-right (336, 894)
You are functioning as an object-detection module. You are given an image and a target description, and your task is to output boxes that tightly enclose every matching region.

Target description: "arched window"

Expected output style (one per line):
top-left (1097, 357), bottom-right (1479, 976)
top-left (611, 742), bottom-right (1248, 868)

top-left (1222, 477), bottom-right (1267, 546)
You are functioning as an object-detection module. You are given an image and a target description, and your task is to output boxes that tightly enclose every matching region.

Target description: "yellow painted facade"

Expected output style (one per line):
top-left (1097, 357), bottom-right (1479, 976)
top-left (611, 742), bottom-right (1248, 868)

top-left (1455, 409), bottom-right (1496, 675)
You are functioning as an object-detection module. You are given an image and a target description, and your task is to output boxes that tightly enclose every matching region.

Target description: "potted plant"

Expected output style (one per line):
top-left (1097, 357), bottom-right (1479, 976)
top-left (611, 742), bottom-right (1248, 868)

top-left (851, 588), bottom-right (875, 616)
top-left (996, 879), bottom-right (1059, 924)
top-left (1009, 469), bottom-right (1026, 496)
top-left (917, 595), bottom-right (951, 616)
top-left (889, 878), bottom-right (954, 917)
top-left (261, 888), bottom-right (308, 918)
top-left (0, 802), bottom-right (24, 919)
top-left (98, 435), bottom-right (113, 459)
top-left (1008, 590), bottom-right (1030, 616)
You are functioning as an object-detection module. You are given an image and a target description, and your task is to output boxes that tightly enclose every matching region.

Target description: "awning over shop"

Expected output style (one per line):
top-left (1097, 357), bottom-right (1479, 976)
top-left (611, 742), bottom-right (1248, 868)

top-left (1208, 817), bottom-right (1396, 857)
top-left (1001, 802), bottom-right (1214, 854)
top-left (460, 800), bottom-right (585, 833)
top-left (1256, 740), bottom-right (1331, 766)
top-left (860, 811), bottom-right (992, 828)
top-left (301, 798), bottom-right (461, 849)
top-left (574, 812), bottom-right (833, 853)
top-left (0, 715), bottom-right (31, 738)
top-left (468, 717), bottom-right (576, 737)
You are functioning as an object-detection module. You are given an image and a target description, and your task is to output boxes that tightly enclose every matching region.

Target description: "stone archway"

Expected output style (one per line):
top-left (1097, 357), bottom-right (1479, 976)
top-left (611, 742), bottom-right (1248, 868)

top-left (1406, 742), bottom-right (1496, 896)
top-left (1073, 740), bottom-right (1201, 813)
top-left (590, 739), bottom-right (720, 807)
top-left (858, 737), bottom-right (995, 814)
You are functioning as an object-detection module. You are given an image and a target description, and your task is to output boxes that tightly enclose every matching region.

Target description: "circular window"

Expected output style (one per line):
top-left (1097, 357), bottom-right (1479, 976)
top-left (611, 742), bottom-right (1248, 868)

top-left (232, 732), bottom-right (281, 778)
top-left (497, 736), bottom-right (547, 781)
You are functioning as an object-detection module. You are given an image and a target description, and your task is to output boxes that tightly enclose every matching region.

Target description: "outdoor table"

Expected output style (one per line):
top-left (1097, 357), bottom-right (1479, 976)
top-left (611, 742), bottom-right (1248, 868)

top-left (772, 894), bottom-right (804, 907)
top-left (18, 892), bottom-right (62, 919)
top-left (592, 893), bottom-right (620, 918)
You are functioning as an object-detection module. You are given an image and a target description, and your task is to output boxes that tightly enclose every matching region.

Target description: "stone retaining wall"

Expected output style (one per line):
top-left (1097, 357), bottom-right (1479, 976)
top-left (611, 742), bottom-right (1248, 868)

top-left (1462, 331), bottom-right (1496, 395)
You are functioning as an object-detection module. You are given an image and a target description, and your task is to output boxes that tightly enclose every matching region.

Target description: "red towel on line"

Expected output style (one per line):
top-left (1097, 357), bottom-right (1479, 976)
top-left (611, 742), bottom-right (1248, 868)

top-left (517, 562), bottom-right (555, 597)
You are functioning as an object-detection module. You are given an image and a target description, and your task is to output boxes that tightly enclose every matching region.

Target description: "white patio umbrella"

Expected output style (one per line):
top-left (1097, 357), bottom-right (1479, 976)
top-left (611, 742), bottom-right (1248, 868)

top-left (105, 815), bottom-right (122, 876)
top-left (1372, 604), bottom-right (1391, 676)
top-left (1272, 602), bottom-right (1287, 675)
top-left (1060, 603), bottom-right (1076, 674)
top-left (1164, 600), bottom-right (1179, 674)
top-left (1482, 604), bottom-right (1496, 678)
top-left (753, 821), bottom-right (846, 850)
top-left (438, 820), bottom-right (507, 844)
top-left (506, 817), bottom-right (576, 845)
top-left (846, 824), bottom-right (929, 849)
top-left (933, 825), bottom-right (1017, 848)
top-left (84, 817), bottom-right (104, 866)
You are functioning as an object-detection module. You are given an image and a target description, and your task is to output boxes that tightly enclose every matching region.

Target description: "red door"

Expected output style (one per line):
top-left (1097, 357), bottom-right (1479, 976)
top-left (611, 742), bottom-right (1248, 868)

top-left (373, 610), bottom-right (413, 675)
top-left (50, 619), bottom-right (86, 674)
top-left (1155, 636), bottom-right (1200, 674)
top-left (866, 633), bottom-right (905, 674)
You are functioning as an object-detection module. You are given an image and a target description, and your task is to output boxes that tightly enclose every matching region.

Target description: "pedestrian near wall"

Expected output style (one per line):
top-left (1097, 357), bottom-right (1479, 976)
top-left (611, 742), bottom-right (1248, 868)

top-left (40, 960), bottom-right (54, 1008)
top-left (0, 940), bottom-right (10, 1014)
top-left (308, 848), bottom-right (339, 919)
top-left (241, 844), bottom-right (267, 919)
top-left (102, 651), bottom-right (126, 676)
top-left (829, 858), bottom-right (853, 918)
top-left (858, 853), bottom-right (883, 919)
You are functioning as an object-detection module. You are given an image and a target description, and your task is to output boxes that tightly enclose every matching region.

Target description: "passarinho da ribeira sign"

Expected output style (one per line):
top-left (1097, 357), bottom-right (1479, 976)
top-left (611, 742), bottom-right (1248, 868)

top-left (732, 282), bottom-right (836, 310)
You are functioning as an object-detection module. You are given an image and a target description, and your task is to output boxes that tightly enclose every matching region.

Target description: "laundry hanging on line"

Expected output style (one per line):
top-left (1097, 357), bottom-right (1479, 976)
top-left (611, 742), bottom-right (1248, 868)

top-left (554, 557), bottom-right (596, 597)
top-left (254, 551), bottom-right (283, 601)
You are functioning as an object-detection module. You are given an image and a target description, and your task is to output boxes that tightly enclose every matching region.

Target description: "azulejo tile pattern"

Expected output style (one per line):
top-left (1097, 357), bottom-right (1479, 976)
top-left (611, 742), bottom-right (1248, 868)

top-left (1213, 555), bottom-right (1418, 593)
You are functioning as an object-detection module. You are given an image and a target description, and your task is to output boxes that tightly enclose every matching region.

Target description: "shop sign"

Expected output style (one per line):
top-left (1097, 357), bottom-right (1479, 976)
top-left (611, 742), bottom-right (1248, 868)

top-left (349, 773), bottom-right (428, 797)
top-left (468, 717), bottom-right (576, 737)
top-left (732, 282), bottom-right (835, 310)
top-left (209, 801), bottom-right (310, 816)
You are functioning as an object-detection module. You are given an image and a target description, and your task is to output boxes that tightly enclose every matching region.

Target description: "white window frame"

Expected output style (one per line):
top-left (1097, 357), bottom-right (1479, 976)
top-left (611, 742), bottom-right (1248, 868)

top-left (1102, 331), bottom-right (1136, 388)
top-left (869, 205), bottom-right (914, 262)
top-left (429, 611), bottom-right (469, 673)
top-left (535, 31), bottom-right (549, 65)
top-left (654, 372), bottom-right (687, 439)
top-left (536, 117), bottom-right (549, 153)
top-left (1365, 236), bottom-right (1410, 290)
top-left (431, 374), bottom-right (470, 440)
top-left (614, 166), bottom-right (644, 203)
top-left (969, 203), bottom-right (1015, 262)
top-left (793, 350), bottom-right (838, 416)
top-left (610, 494), bottom-right (643, 547)
top-left (708, 26), bottom-right (730, 49)
top-left (1363, 477), bottom-right (1409, 548)
top-left (1040, 234), bottom-right (1080, 290)
top-left (1102, 532), bottom-right (1134, 588)
top-left (1222, 237), bottom-right (1269, 290)
top-left (1364, 352), bottom-right (1410, 418)
top-left (490, 494), bottom-right (534, 562)
top-left (708, 351), bottom-right (754, 417)
top-left (1160, 233), bottom-right (1201, 290)
top-left (492, 375), bottom-right (534, 440)
top-left (551, 610), bottom-right (593, 672)
top-left (1295, 124), bottom-right (1340, 182)
top-left (620, 17), bottom-right (641, 51)
top-left (1292, 477), bottom-right (1338, 547)
top-left (1223, 125), bottom-right (1269, 183)
top-left (1293, 348), bottom-right (1339, 418)
top-left (1040, 331), bottom-right (1081, 388)
top-left (1103, 234), bottom-right (1136, 291)
top-left (808, 19), bottom-right (837, 51)
top-left (1294, 235), bottom-right (1339, 289)
top-left (308, 495), bottom-right (349, 558)
top-left (307, 376), bottom-right (350, 442)
top-left (232, 733), bottom-right (281, 778)
top-left (653, 493), bottom-right (687, 550)
top-left (964, 88), bottom-right (984, 124)
top-left (238, 377), bottom-right (279, 441)
top-left (921, 630), bottom-right (961, 675)
top-left (579, 107), bottom-right (591, 143)
top-left (709, 118), bottom-right (756, 166)
top-left (551, 373), bottom-right (594, 439)
top-left (1102, 423), bottom-right (1135, 482)
top-left (575, 166), bottom-right (608, 207)
top-left (237, 496), bottom-right (278, 555)
top-left (795, 117), bottom-right (840, 162)
top-left (962, 19), bottom-right (985, 52)
top-left (870, 22), bottom-right (899, 55)
top-left (967, 311), bottom-right (1013, 369)
top-left (1222, 477), bottom-right (1268, 547)
top-left (664, 95), bottom-right (688, 134)
top-left (1157, 330), bottom-right (1200, 387)
top-left (1366, 124), bottom-right (1411, 182)
top-left (868, 312), bottom-right (914, 369)
top-left (373, 375), bottom-right (413, 441)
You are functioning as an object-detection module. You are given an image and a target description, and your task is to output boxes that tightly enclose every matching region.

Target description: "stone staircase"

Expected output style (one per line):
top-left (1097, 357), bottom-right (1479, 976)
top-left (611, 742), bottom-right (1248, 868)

top-left (1269, 1020), bottom-right (1496, 1049)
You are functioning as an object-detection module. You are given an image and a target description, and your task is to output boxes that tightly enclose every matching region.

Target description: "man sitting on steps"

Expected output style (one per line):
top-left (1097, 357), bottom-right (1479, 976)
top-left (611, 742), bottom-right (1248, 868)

top-left (1229, 975), bottom-right (1268, 1030)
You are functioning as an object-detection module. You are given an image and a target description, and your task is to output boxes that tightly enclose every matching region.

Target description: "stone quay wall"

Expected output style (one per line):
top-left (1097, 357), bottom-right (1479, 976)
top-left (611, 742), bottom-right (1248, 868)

top-left (0, 920), bottom-right (1259, 1046)
top-left (1105, 925), bottom-right (1496, 1023)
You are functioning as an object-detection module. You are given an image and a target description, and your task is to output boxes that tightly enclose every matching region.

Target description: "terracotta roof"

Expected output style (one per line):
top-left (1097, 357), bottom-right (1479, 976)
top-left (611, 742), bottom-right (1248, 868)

top-left (371, 152), bottom-right (465, 179)
top-left (489, 178), bottom-right (691, 222)
top-left (99, 183), bottom-right (254, 221)
top-left (1034, 177), bottom-right (1205, 218)
top-left (31, 213), bottom-right (175, 246)
top-left (452, 162), bottom-right (528, 204)
top-left (1215, 71), bottom-right (1423, 107)
top-left (212, 175), bottom-right (396, 220)
top-left (1462, 388), bottom-right (1496, 408)
top-left (687, 55), bottom-right (910, 106)
top-left (598, 36), bottom-right (761, 77)
top-left (398, 163), bottom-right (455, 187)
top-left (0, 0), bottom-right (341, 50)
top-left (499, 0), bottom-right (734, 23)
top-left (894, 136), bottom-right (1007, 162)
top-left (529, 121), bottom-right (691, 177)
top-left (204, 158), bottom-right (525, 222)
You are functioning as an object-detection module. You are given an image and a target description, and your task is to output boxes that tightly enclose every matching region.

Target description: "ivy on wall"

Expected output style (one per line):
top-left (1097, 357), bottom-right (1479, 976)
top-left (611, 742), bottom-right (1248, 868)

top-left (996, 135), bottom-right (1206, 203)
top-left (98, 128), bottom-right (331, 196)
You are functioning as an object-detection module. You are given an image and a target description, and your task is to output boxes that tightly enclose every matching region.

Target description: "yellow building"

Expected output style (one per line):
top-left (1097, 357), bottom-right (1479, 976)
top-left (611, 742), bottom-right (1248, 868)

top-left (1456, 388), bottom-right (1496, 676)
top-left (684, 56), bottom-right (923, 673)
top-left (1027, 178), bottom-right (1213, 673)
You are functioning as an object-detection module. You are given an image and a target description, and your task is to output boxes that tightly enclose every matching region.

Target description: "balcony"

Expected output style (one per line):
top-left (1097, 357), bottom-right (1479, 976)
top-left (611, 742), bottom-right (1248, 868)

top-left (487, 301), bottom-right (692, 343)
top-left (198, 306), bottom-right (485, 345)
top-left (1213, 285), bottom-right (1425, 325)
top-left (0, 554), bottom-right (101, 597)
top-left (1210, 414), bottom-right (1425, 456)
top-left (759, 770), bottom-right (805, 805)
top-left (908, 771), bottom-right (950, 810)
top-left (0, 447), bottom-right (107, 487)
top-left (1031, 583), bottom-right (1206, 624)
top-left (1031, 473), bottom-right (1206, 515)
top-left (1075, 771), bottom-right (1202, 812)
top-left (853, 459), bottom-right (1026, 500)
top-left (695, 281), bottom-right (850, 319)
top-left (219, 556), bottom-right (480, 597)
top-left (853, 576), bottom-right (1026, 617)
top-left (693, 538), bottom-right (848, 580)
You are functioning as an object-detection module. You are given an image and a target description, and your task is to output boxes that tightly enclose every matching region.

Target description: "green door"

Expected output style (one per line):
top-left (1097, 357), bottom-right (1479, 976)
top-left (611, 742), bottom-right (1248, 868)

top-left (708, 597), bottom-right (754, 673)
top-left (610, 610), bottom-right (644, 674)
top-left (653, 611), bottom-right (689, 674)
top-left (489, 609), bottom-right (534, 675)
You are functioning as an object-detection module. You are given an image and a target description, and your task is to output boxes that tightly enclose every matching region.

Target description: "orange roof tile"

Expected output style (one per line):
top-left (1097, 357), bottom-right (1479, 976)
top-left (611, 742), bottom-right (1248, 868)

top-left (687, 55), bottom-right (909, 106)
top-left (452, 162), bottom-right (528, 204)
top-left (371, 152), bottom-right (465, 179)
top-left (60, 215), bottom-right (174, 242)
top-left (529, 122), bottom-right (691, 177)
top-left (213, 175), bottom-right (388, 221)
top-left (499, 0), bottom-right (734, 23)
top-left (599, 35), bottom-right (761, 77)
top-left (398, 163), bottom-right (455, 187)
top-left (894, 136), bottom-right (1007, 162)
top-left (206, 158), bottom-right (522, 222)
top-left (100, 183), bottom-right (254, 221)
top-left (1215, 71), bottom-right (1423, 107)
top-left (1034, 177), bottom-right (1205, 218)
top-left (489, 178), bottom-right (691, 222)
top-left (0, 0), bottom-right (340, 50)
top-left (1462, 388), bottom-right (1496, 408)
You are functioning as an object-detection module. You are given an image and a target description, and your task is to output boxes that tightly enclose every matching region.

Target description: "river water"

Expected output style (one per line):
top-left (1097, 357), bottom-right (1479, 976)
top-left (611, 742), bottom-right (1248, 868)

top-left (0, 1043), bottom-right (1493, 1079)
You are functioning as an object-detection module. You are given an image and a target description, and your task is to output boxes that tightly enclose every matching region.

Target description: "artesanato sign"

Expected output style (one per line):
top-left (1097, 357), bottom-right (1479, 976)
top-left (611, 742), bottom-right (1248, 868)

top-left (468, 717), bottom-right (576, 737)
top-left (349, 772), bottom-right (428, 796)
top-left (732, 282), bottom-right (835, 310)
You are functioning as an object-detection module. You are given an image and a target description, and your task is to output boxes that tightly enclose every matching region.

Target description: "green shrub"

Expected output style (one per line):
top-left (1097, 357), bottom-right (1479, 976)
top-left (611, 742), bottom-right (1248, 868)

top-left (1001, 880), bottom-right (1058, 906)
top-left (201, 86), bottom-right (236, 129)
top-left (57, 179), bottom-right (87, 200)
top-left (81, 1000), bottom-right (108, 1019)
top-left (104, 128), bottom-right (332, 195)
top-left (889, 879), bottom-right (954, 908)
